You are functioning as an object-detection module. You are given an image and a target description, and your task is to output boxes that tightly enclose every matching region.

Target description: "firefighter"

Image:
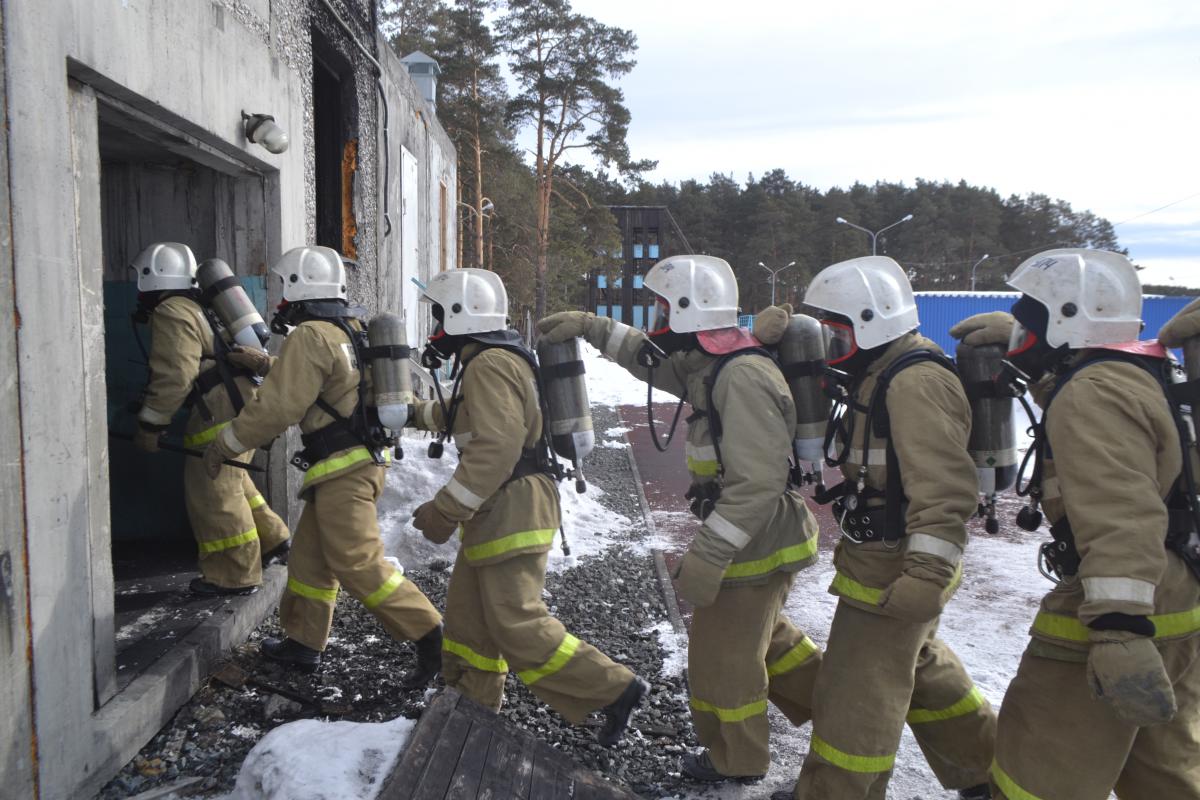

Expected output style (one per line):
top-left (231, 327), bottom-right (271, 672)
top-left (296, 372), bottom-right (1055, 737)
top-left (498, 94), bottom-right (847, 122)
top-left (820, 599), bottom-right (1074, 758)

top-left (956, 249), bottom-right (1200, 800)
top-left (407, 268), bottom-right (648, 745)
top-left (203, 246), bottom-right (442, 683)
top-left (777, 256), bottom-right (995, 800)
top-left (132, 242), bottom-right (290, 596)
top-left (538, 255), bottom-right (823, 781)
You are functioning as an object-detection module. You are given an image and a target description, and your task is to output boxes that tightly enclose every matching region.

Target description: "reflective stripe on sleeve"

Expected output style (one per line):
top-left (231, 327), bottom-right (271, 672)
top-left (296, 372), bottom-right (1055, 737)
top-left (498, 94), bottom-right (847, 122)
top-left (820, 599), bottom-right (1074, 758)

top-left (1082, 576), bottom-right (1155, 606)
top-left (302, 447), bottom-right (376, 486)
top-left (184, 421), bottom-right (230, 448)
top-left (138, 405), bottom-right (174, 426)
top-left (906, 533), bottom-right (963, 565)
top-left (247, 494), bottom-right (266, 510)
top-left (830, 571), bottom-right (884, 605)
top-left (842, 447), bottom-right (887, 466)
top-left (686, 457), bottom-right (720, 477)
top-left (604, 323), bottom-right (633, 359)
top-left (990, 761), bottom-right (1045, 800)
top-left (197, 528), bottom-right (258, 554)
top-left (445, 477), bottom-right (486, 510)
top-left (443, 637), bottom-right (509, 673)
top-left (723, 540), bottom-right (818, 579)
top-left (517, 634), bottom-right (580, 685)
top-left (420, 401), bottom-right (438, 430)
top-left (219, 424), bottom-right (250, 455)
top-left (287, 577), bottom-right (338, 603)
top-left (464, 528), bottom-right (557, 562)
top-left (453, 431), bottom-right (475, 449)
top-left (362, 569), bottom-right (406, 609)
top-left (704, 511), bottom-right (752, 549)
top-left (1041, 476), bottom-right (1061, 502)
top-left (689, 696), bottom-right (768, 723)
top-left (766, 637), bottom-right (820, 677)
top-left (1034, 605), bottom-right (1200, 641)
top-left (810, 735), bottom-right (895, 774)
top-left (906, 686), bottom-right (987, 724)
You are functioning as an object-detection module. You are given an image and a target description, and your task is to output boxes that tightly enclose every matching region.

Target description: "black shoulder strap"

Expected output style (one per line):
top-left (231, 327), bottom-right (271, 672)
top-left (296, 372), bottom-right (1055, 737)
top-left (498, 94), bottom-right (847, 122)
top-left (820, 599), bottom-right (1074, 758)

top-left (198, 306), bottom-right (247, 414)
top-left (703, 347), bottom-right (776, 476)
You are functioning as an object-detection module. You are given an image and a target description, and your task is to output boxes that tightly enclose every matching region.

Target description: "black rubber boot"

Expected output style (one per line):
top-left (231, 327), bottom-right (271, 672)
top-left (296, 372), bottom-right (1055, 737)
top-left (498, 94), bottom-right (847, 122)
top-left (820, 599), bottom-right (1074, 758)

top-left (401, 625), bottom-right (443, 689)
top-left (959, 785), bottom-right (992, 800)
top-left (189, 578), bottom-right (258, 597)
top-left (261, 538), bottom-right (291, 567)
top-left (261, 637), bottom-right (321, 673)
top-left (598, 676), bottom-right (650, 746)
top-left (680, 749), bottom-right (764, 783)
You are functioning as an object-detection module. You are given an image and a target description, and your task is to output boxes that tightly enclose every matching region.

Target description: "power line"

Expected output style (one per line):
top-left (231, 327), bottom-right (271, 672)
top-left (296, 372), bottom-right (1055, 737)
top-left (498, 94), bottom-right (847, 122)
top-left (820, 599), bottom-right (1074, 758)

top-left (1113, 191), bottom-right (1200, 228)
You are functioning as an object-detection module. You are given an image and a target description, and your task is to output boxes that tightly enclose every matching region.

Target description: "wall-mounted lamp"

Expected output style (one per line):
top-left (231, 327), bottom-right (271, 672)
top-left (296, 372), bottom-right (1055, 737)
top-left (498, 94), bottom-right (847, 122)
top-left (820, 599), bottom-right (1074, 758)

top-left (242, 111), bottom-right (289, 154)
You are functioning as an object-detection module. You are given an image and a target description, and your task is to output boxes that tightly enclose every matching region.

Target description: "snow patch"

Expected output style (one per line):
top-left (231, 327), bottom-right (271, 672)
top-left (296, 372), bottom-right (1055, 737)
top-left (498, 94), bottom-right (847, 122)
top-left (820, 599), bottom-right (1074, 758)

top-left (582, 341), bottom-right (677, 406)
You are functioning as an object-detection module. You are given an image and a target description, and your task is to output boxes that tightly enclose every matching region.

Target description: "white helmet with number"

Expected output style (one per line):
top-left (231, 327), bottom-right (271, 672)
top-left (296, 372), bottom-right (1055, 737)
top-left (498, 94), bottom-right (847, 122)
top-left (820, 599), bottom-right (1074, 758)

top-left (421, 268), bottom-right (508, 335)
top-left (271, 246), bottom-right (347, 303)
top-left (134, 242), bottom-right (198, 292)
top-left (804, 256), bottom-right (918, 350)
top-left (643, 255), bottom-right (738, 334)
top-left (1006, 248), bottom-right (1141, 348)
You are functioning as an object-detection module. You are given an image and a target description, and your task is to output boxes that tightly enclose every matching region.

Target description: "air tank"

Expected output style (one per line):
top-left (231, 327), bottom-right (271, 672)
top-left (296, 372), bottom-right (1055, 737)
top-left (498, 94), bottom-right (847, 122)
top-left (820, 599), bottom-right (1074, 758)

top-left (536, 336), bottom-right (594, 493)
top-left (778, 313), bottom-right (830, 482)
top-left (956, 341), bottom-right (1017, 533)
top-left (196, 258), bottom-right (269, 350)
top-left (367, 313), bottom-right (414, 433)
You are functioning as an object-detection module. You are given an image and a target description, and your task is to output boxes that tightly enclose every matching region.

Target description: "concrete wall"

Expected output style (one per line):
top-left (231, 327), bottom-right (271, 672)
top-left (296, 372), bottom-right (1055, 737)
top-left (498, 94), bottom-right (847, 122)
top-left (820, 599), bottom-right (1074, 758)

top-left (1, 1), bottom-right (455, 796)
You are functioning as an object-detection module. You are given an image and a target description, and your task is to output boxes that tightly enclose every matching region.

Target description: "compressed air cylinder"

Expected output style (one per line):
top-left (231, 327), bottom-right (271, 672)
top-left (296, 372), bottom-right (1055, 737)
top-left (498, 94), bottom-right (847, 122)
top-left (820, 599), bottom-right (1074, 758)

top-left (197, 258), bottom-right (269, 350)
top-left (956, 341), bottom-right (1018, 496)
top-left (536, 337), bottom-right (595, 463)
top-left (368, 313), bottom-right (414, 432)
top-left (778, 313), bottom-right (830, 464)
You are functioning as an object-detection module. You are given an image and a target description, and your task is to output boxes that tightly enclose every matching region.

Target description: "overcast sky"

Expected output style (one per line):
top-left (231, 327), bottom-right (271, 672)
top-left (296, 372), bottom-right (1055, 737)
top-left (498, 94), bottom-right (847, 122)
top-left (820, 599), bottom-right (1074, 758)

top-left (564, 0), bottom-right (1200, 287)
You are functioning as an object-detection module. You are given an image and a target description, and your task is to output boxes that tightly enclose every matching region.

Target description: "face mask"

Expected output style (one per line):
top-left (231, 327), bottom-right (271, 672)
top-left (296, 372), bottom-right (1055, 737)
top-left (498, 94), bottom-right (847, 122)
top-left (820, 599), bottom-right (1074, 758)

top-left (821, 319), bottom-right (858, 365)
top-left (648, 297), bottom-right (671, 336)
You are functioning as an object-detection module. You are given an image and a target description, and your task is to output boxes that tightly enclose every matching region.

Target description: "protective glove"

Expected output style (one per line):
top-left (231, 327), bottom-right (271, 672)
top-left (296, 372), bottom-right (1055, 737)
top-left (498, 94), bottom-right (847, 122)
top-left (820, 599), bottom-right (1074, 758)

top-left (752, 303), bottom-right (793, 346)
top-left (202, 434), bottom-right (240, 480)
top-left (879, 552), bottom-right (958, 623)
top-left (412, 500), bottom-right (458, 544)
top-left (671, 549), bottom-right (725, 608)
top-left (1087, 629), bottom-right (1177, 726)
top-left (225, 345), bottom-right (273, 377)
top-left (537, 311), bottom-right (594, 344)
top-left (1158, 297), bottom-right (1200, 347)
top-left (133, 424), bottom-right (163, 454)
top-left (949, 311), bottom-right (1015, 347)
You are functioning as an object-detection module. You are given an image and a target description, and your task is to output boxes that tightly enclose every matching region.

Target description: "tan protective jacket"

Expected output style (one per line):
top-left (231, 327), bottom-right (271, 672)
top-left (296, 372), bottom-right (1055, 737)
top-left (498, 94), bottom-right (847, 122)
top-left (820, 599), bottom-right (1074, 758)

top-left (829, 333), bottom-right (978, 614)
top-left (222, 318), bottom-right (381, 498)
top-left (411, 343), bottom-right (561, 567)
top-left (584, 318), bottom-right (819, 586)
top-left (138, 294), bottom-right (256, 448)
top-left (1033, 357), bottom-right (1200, 655)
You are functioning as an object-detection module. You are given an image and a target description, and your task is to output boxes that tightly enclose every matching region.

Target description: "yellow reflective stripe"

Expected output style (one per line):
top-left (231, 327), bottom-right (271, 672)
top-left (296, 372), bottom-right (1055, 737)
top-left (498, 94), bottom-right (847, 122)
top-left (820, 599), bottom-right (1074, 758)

top-left (247, 494), bottom-right (266, 510)
top-left (811, 734), bottom-right (895, 774)
top-left (362, 570), bottom-right (405, 609)
top-left (464, 528), bottom-right (556, 562)
top-left (184, 421), bottom-right (230, 448)
top-left (830, 571), bottom-right (884, 605)
top-left (1033, 605), bottom-right (1200, 642)
top-left (906, 686), bottom-right (986, 724)
top-left (286, 577), bottom-right (338, 603)
top-left (197, 528), bottom-right (258, 554)
top-left (443, 637), bottom-right (509, 673)
top-left (723, 539), bottom-right (818, 580)
top-left (302, 447), bottom-right (376, 486)
top-left (689, 696), bottom-right (768, 723)
top-left (687, 456), bottom-right (720, 477)
top-left (517, 633), bottom-right (580, 685)
top-left (766, 636), bottom-right (820, 677)
top-left (990, 761), bottom-right (1044, 800)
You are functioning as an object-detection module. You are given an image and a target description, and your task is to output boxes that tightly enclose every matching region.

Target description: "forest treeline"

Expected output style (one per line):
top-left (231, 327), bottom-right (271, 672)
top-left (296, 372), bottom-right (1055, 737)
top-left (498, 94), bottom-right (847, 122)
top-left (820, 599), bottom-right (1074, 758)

top-left (382, 0), bottom-right (1175, 322)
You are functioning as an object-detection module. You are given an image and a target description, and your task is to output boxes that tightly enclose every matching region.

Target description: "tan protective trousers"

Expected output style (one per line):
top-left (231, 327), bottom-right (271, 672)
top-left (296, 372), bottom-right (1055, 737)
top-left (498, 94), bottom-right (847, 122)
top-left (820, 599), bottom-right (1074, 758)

top-left (184, 449), bottom-right (290, 589)
top-left (689, 572), bottom-right (821, 777)
top-left (991, 638), bottom-right (1200, 800)
top-left (280, 465), bottom-right (442, 651)
top-left (795, 600), bottom-right (996, 799)
top-left (441, 549), bottom-right (633, 724)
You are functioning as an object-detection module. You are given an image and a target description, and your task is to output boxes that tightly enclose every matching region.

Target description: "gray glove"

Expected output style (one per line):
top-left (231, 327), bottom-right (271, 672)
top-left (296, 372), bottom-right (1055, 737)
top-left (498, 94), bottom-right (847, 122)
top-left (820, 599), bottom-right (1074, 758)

top-left (753, 303), bottom-right (793, 346)
top-left (1158, 297), bottom-right (1200, 347)
top-left (225, 345), bottom-right (273, 377)
top-left (949, 311), bottom-right (1014, 347)
top-left (1087, 630), bottom-right (1177, 726)
top-left (537, 311), bottom-right (594, 344)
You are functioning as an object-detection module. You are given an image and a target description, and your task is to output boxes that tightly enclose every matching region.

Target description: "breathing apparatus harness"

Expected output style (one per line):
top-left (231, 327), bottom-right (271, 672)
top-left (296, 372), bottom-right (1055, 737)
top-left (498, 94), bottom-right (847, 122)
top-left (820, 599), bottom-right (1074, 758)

top-left (1014, 351), bottom-right (1200, 585)
top-left (817, 349), bottom-right (958, 546)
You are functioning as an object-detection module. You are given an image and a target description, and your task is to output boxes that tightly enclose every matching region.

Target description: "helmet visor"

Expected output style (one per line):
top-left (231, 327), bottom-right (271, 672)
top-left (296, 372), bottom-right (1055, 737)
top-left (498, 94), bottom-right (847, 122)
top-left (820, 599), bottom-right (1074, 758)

top-left (1007, 321), bottom-right (1038, 357)
top-left (821, 319), bottom-right (858, 365)
top-left (649, 297), bottom-right (672, 336)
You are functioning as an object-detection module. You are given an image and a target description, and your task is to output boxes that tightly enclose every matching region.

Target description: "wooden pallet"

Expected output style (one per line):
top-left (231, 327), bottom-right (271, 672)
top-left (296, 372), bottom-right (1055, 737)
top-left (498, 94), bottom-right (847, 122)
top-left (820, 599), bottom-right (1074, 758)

top-left (379, 689), bottom-right (637, 800)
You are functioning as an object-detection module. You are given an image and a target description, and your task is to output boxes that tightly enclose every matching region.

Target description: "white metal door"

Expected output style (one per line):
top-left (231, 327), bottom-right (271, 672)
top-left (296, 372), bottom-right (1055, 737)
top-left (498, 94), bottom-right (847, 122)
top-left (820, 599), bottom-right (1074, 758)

top-left (401, 146), bottom-right (420, 346)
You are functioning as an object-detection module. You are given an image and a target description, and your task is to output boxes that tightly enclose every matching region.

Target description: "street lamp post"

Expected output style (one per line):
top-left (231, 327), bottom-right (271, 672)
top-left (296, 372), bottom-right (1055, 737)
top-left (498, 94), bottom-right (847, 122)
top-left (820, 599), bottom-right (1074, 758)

top-left (758, 260), bottom-right (796, 305)
top-left (969, 253), bottom-right (991, 292)
top-left (835, 213), bottom-right (914, 256)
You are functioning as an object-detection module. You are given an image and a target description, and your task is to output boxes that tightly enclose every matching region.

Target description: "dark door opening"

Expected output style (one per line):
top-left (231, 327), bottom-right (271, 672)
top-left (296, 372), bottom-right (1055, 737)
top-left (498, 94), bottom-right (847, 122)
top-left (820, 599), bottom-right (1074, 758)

top-left (313, 34), bottom-right (349, 252)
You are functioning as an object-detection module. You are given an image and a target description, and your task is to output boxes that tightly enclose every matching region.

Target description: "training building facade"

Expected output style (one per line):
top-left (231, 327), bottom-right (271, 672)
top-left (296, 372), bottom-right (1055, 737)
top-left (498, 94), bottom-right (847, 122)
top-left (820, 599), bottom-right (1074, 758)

top-left (0, 1), bottom-right (456, 796)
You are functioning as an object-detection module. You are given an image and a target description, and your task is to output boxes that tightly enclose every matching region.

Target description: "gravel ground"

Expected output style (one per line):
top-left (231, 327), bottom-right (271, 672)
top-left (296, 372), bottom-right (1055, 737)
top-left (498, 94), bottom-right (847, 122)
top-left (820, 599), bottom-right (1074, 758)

top-left (99, 406), bottom-right (701, 799)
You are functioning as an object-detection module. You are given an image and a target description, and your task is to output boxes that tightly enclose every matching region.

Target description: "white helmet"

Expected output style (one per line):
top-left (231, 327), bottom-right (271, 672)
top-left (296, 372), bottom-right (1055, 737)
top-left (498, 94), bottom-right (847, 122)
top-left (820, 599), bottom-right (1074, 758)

top-left (134, 242), bottom-right (197, 292)
top-left (271, 246), bottom-right (347, 303)
top-left (804, 256), bottom-right (918, 350)
top-left (1006, 248), bottom-right (1142, 349)
top-left (643, 255), bottom-right (738, 334)
top-left (421, 268), bottom-right (508, 335)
